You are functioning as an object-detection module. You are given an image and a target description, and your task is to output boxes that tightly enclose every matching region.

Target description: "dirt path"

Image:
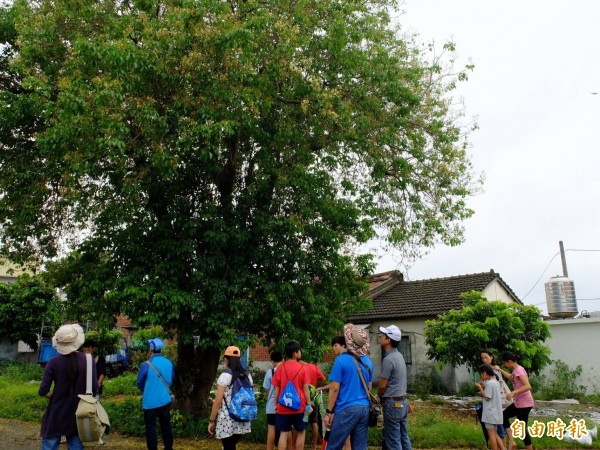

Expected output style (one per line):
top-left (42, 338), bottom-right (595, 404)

top-left (0, 418), bottom-right (223, 450)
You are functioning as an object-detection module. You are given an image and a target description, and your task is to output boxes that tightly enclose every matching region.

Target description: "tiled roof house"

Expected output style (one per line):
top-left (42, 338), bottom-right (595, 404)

top-left (350, 269), bottom-right (521, 393)
top-left (351, 269), bottom-right (521, 322)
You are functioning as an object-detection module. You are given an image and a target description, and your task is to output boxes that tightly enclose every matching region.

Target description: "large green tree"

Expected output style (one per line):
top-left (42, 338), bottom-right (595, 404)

top-left (0, 273), bottom-right (63, 350)
top-left (425, 291), bottom-right (551, 374)
top-left (1, 0), bottom-right (478, 413)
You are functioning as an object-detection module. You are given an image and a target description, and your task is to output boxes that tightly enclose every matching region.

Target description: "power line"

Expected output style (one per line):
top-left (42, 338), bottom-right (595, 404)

top-left (521, 247), bottom-right (600, 301)
top-left (521, 252), bottom-right (559, 301)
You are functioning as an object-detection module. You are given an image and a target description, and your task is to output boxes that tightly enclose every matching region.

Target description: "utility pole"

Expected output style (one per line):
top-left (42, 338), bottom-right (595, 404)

top-left (559, 240), bottom-right (568, 277)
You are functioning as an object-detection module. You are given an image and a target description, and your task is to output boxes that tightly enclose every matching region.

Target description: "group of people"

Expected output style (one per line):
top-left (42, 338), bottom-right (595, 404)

top-left (38, 323), bottom-right (535, 450)
top-left (207, 322), bottom-right (413, 450)
top-left (476, 349), bottom-right (535, 450)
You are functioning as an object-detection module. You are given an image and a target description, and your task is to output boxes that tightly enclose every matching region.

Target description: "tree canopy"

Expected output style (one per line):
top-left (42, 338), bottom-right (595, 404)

top-left (0, 273), bottom-right (63, 350)
top-left (1, 0), bottom-right (479, 412)
top-left (424, 291), bottom-right (551, 374)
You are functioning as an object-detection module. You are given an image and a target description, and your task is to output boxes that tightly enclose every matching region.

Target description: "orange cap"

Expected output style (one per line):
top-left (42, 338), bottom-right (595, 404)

top-left (224, 346), bottom-right (241, 357)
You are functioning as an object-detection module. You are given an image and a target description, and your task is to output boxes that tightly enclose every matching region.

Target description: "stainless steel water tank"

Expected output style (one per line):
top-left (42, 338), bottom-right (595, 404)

top-left (545, 276), bottom-right (578, 318)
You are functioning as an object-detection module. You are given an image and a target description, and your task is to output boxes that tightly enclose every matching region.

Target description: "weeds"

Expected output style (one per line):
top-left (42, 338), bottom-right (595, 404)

top-left (536, 360), bottom-right (587, 400)
top-left (2, 360), bottom-right (600, 448)
top-left (410, 366), bottom-right (447, 399)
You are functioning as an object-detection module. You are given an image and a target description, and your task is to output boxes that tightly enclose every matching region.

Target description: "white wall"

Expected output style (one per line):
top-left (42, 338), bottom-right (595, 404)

top-left (543, 316), bottom-right (600, 393)
top-left (483, 280), bottom-right (516, 303)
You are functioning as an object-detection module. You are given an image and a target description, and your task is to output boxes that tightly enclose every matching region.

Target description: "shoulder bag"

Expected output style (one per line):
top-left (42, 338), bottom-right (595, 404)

top-left (76, 353), bottom-right (110, 446)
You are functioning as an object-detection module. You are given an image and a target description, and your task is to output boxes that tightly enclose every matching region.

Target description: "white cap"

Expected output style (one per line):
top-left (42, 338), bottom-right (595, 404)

top-left (378, 325), bottom-right (401, 342)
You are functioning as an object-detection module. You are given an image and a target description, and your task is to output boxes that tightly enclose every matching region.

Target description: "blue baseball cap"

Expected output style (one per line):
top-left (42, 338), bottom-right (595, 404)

top-left (148, 338), bottom-right (164, 351)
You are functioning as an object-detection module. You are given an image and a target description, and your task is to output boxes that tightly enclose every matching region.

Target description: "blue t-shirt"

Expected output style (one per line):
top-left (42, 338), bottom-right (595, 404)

top-left (329, 353), bottom-right (373, 412)
top-left (137, 354), bottom-right (175, 410)
top-left (263, 367), bottom-right (277, 414)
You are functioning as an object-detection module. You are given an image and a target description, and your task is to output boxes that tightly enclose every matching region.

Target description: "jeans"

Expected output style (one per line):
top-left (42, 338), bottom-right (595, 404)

top-left (327, 404), bottom-right (369, 450)
top-left (382, 398), bottom-right (412, 450)
top-left (41, 435), bottom-right (83, 450)
top-left (144, 403), bottom-right (174, 450)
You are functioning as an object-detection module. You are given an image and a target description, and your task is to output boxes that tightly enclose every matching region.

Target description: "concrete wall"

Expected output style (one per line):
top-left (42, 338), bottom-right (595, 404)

top-left (543, 316), bottom-right (600, 393)
top-left (361, 319), bottom-right (472, 393)
top-left (0, 339), bottom-right (37, 363)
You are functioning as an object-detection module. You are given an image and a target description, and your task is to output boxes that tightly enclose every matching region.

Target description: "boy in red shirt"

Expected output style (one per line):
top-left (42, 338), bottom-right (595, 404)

top-left (272, 341), bottom-right (312, 450)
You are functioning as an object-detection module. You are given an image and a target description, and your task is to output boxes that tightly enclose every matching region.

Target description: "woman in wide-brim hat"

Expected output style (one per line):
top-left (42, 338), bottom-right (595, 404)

top-left (39, 324), bottom-right (98, 450)
top-left (207, 346), bottom-right (253, 450)
top-left (343, 323), bottom-right (370, 356)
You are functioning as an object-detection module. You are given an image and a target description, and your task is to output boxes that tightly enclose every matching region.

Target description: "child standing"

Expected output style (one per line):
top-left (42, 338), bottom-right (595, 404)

top-left (476, 364), bottom-right (504, 450)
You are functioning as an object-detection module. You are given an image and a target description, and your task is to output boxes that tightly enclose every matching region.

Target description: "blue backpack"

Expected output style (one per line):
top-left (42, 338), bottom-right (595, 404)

top-left (276, 364), bottom-right (303, 411)
top-left (224, 369), bottom-right (258, 422)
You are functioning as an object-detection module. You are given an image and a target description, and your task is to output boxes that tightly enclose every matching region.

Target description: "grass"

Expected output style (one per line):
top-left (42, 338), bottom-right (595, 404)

top-left (1, 360), bottom-right (599, 448)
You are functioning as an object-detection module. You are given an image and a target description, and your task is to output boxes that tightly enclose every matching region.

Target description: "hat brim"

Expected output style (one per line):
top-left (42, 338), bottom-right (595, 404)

top-left (53, 331), bottom-right (85, 355)
top-left (344, 324), bottom-right (370, 356)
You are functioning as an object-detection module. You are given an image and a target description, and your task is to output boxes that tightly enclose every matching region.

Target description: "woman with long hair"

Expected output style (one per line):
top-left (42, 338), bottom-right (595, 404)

top-left (208, 346), bottom-right (253, 450)
top-left (500, 351), bottom-right (535, 450)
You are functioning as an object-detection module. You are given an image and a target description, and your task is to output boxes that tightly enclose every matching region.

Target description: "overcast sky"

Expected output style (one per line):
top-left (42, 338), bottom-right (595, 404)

top-left (373, 0), bottom-right (600, 315)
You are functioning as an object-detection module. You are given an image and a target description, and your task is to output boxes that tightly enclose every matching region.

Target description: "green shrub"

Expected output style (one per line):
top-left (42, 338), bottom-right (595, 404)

top-left (536, 360), bottom-right (587, 400)
top-left (584, 393), bottom-right (600, 406)
top-left (102, 396), bottom-right (145, 436)
top-left (409, 366), bottom-right (447, 400)
top-left (529, 372), bottom-right (543, 394)
top-left (456, 382), bottom-right (476, 398)
top-left (170, 408), bottom-right (208, 439)
top-left (103, 373), bottom-right (140, 396)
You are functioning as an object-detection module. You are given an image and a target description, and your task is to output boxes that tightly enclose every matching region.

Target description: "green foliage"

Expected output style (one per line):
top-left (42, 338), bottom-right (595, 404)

top-left (425, 291), bottom-right (551, 374)
top-left (409, 412), bottom-right (481, 448)
top-left (0, 362), bottom-right (47, 421)
top-left (101, 396), bottom-right (145, 436)
top-left (131, 326), bottom-right (172, 350)
top-left (0, 359), bottom-right (44, 381)
top-left (0, 273), bottom-right (63, 350)
top-left (409, 366), bottom-right (447, 399)
top-left (129, 326), bottom-right (177, 368)
top-left (84, 329), bottom-right (123, 356)
top-left (103, 372), bottom-right (140, 396)
top-left (3, 361), bottom-right (600, 448)
top-left (536, 360), bottom-right (587, 400)
top-left (585, 394), bottom-right (600, 406)
top-left (1, 0), bottom-right (479, 412)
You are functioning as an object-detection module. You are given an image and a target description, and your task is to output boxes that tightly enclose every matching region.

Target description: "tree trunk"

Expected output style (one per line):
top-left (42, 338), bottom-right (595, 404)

top-left (173, 341), bottom-right (221, 417)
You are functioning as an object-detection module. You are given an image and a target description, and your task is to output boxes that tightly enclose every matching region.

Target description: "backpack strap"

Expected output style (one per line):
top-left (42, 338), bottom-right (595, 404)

top-left (85, 353), bottom-right (93, 395)
top-left (146, 359), bottom-right (173, 398)
top-left (282, 362), bottom-right (304, 382)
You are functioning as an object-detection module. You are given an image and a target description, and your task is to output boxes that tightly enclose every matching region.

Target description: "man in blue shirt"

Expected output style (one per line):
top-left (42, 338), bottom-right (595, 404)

top-left (323, 324), bottom-right (373, 450)
top-left (137, 338), bottom-right (175, 450)
top-left (378, 325), bottom-right (412, 450)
